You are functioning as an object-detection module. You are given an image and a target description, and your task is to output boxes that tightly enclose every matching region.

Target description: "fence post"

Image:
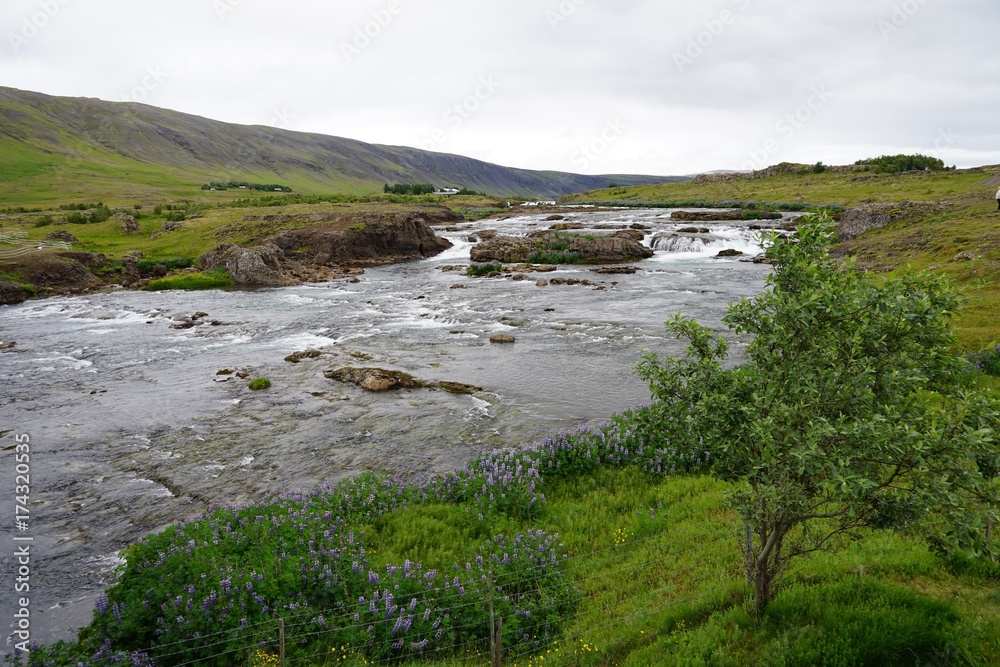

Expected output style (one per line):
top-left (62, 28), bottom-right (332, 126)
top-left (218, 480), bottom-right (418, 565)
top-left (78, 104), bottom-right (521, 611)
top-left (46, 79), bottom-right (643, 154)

top-left (488, 568), bottom-right (496, 665)
top-left (279, 618), bottom-right (285, 667)
top-left (492, 616), bottom-right (503, 667)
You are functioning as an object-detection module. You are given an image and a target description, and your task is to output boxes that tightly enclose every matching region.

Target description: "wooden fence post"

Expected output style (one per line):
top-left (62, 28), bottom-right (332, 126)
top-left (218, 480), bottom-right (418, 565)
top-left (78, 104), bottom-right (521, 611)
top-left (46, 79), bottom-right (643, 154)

top-left (279, 618), bottom-right (285, 667)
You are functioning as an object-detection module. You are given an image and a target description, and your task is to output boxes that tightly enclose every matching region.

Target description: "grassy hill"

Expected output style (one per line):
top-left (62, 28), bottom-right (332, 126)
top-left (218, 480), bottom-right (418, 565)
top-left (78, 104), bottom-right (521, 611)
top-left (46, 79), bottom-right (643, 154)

top-left (0, 87), bottom-right (684, 204)
top-left (564, 164), bottom-right (1000, 349)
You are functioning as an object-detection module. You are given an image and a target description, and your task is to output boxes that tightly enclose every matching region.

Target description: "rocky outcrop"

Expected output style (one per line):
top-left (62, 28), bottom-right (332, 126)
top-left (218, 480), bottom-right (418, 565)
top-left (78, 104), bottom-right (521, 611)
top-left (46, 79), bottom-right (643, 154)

top-left (325, 367), bottom-right (428, 392)
top-left (838, 202), bottom-right (944, 240)
top-left (592, 266), bottom-right (639, 275)
top-left (198, 243), bottom-right (299, 286)
top-left (115, 212), bottom-right (141, 234)
top-left (1, 254), bottom-right (101, 290)
top-left (471, 232), bottom-right (654, 264)
top-left (269, 208), bottom-right (457, 266)
top-left (285, 350), bottom-right (323, 363)
top-left (672, 209), bottom-right (780, 222)
top-left (0, 279), bottom-right (28, 305)
top-left (56, 251), bottom-right (111, 270)
top-left (46, 230), bottom-right (79, 244)
top-left (438, 381), bottom-right (483, 395)
top-left (198, 210), bottom-right (455, 286)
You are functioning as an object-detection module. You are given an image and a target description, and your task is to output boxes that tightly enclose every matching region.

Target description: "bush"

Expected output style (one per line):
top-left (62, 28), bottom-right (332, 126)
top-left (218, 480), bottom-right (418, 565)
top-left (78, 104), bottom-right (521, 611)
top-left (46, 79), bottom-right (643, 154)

top-left (88, 206), bottom-right (112, 223)
top-left (248, 378), bottom-right (271, 391)
top-left (969, 344), bottom-right (1000, 376)
top-left (855, 154), bottom-right (946, 174)
top-left (33, 215), bottom-right (54, 227)
top-left (66, 212), bottom-right (87, 224)
top-left (636, 213), bottom-right (999, 615)
top-left (163, 211), bottom-right (186, 222)
top-left (135, 258), bottom-right (194, 275)
top-left (467, 261), bottom-right (504, 277)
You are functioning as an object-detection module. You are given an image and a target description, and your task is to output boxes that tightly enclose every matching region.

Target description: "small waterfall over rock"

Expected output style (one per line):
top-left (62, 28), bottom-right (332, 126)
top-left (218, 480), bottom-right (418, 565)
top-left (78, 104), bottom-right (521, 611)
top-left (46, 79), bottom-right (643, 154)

top-left (651, 233), bottom-right (716, 253)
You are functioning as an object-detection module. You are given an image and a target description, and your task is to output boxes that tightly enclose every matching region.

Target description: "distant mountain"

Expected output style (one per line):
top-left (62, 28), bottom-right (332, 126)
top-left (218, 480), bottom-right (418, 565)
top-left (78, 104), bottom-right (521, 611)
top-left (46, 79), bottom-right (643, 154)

top-left (0, 87), bottom-right (686, 202)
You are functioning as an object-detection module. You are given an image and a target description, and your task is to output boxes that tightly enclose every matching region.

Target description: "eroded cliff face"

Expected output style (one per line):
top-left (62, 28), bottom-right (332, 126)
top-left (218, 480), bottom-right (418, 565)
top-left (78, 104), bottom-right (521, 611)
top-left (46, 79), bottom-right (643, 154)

top-left (838, 202), bottom-right (946, 240)
top-left (197, 210), bottom-right (457, 286)
top-left (269, 209), bottom-right (458, 267)
top-left (1, 209), bottom-right (458, 296)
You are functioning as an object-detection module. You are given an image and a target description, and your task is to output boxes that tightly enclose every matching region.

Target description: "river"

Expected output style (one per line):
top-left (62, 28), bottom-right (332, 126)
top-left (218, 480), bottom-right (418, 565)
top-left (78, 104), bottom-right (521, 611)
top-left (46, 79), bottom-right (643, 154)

top-left (0, 207), bottom-right (784, 644)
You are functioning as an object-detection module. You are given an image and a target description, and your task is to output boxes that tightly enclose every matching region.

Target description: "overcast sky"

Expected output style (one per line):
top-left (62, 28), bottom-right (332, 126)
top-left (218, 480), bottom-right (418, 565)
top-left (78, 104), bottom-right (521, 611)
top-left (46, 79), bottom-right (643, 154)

top-left (2, 0), bottom-right (999, 176)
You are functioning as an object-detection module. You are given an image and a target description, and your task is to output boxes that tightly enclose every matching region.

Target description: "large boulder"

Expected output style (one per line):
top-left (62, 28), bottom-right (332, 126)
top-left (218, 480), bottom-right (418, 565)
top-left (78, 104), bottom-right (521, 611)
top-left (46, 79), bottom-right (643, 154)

top-left (471, 231), bottom-right (654, 264)
top-left (114, 212), bottom-right (141, 235)
top-left (270, 208), bottom-right (457, 266)
top-left (0, 279), bottom-right (28, 305)
top-left (198, 243), bottom-right (298, 286)
top-left (838, 202), bottom-right (944, 240)
top-left (45, 230), bottom-right (79, 244)
top-left (325, 367), bottom-right (428, 392)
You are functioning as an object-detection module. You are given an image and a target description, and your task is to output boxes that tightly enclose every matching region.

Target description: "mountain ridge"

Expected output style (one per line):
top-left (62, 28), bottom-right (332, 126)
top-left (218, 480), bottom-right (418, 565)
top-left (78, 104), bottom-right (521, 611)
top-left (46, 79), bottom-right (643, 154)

top-left (0, 86), bottom-right (684, 202)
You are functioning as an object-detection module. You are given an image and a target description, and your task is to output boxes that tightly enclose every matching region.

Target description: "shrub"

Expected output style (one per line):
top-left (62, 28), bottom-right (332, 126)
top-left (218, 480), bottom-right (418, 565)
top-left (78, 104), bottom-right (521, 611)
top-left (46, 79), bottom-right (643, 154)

top-left (636, 212), bottom-right (999, 615)
top-left (248, 378), bottom-right (271, 391)
top-left (467, 261), bottom-right (504, 277)
top-left (855, 154), bottom-right (946, 174)
top-left (135, 258), bottom-right (194, 275)
top-left (163, 211), bottom-right (186, 222)
top-left (66, 211), bottom-right (87, 224)
top-left (88, 206), bottom-right (112, 223)
top-left (33, 215), bottom-right (54, 227)
top-left (969, 344), bottom-right (1000, 376)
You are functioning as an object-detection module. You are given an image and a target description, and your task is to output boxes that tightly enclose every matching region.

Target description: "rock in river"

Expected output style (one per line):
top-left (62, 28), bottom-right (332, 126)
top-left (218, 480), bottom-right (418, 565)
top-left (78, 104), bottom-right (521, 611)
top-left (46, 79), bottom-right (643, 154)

top-left (325, 367), bottom-right (428, 392)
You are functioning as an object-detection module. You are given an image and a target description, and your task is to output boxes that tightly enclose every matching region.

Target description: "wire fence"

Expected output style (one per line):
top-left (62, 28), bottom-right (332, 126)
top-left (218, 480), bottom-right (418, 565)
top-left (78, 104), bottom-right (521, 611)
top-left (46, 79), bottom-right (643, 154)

top-left (0, 232), bottom-right (70, 259)
top-left (96, 523), bottom-right (744, 667)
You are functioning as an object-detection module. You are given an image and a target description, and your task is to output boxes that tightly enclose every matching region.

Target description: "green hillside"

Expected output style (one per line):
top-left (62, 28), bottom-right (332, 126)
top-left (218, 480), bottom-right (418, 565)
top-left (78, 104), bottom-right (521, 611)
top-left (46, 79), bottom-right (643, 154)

top-left (0, 87), bottom-right (684, 204)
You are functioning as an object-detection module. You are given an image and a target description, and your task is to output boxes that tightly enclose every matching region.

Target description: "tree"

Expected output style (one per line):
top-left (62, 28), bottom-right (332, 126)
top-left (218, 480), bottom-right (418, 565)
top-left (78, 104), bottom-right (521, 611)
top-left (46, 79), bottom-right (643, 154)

top-left (637, 213), bottom-right (999, 616)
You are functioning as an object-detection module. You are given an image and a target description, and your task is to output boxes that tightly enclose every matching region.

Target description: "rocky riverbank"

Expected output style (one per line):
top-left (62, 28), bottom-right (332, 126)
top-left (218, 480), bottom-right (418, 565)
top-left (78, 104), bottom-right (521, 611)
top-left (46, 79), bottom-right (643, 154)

top-left (470, 229), bottom-right (654, 264)
top-left (0, 208), bottom-right (459, 300)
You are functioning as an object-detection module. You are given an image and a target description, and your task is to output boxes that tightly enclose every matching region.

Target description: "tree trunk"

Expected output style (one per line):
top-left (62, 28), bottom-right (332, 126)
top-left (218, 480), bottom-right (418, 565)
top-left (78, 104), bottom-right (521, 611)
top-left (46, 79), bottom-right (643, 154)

top-left (749, 521), bottom-right (789, 618)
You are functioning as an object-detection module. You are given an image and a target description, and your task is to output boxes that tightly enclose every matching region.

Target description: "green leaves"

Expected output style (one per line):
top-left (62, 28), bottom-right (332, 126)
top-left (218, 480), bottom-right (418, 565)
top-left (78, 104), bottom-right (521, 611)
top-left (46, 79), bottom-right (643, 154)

top-left (638, 212), bottom-right (999, 613)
